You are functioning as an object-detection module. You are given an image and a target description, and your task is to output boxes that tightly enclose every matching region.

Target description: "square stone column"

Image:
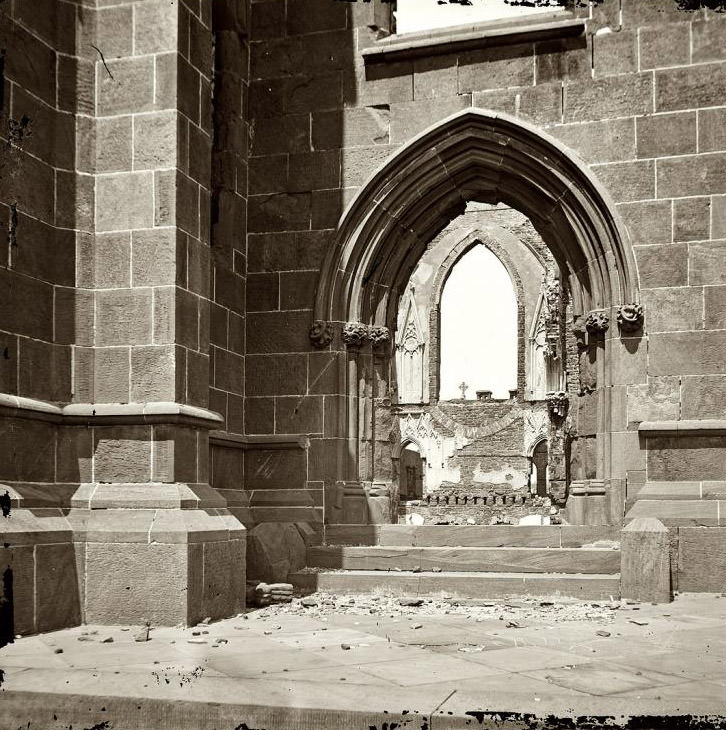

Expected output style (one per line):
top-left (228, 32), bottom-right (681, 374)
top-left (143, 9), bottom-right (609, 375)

top-left (64, 0), bottom-right (245, 625)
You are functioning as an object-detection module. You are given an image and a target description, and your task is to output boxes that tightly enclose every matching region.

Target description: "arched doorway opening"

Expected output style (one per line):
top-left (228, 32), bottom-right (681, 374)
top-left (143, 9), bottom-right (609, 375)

top-left (399, 441), bottom-right (424, 501)
top-left (312, 108), bottom-right (641, 527)
top-left (531, 439), bottom-right (549, 498)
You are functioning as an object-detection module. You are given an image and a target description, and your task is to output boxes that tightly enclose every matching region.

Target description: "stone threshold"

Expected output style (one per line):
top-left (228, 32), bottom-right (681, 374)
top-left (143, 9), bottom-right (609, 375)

top-left (0, 393), bottom-right (223, 429)
top-left (363, 13), bottom-right (585, 64)
top-left (639, 420), bottom-right (726, 436)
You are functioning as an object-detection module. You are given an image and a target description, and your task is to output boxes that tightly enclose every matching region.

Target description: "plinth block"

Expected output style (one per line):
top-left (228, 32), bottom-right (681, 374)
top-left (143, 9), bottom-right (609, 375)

top-left (621, 517), bottom-right (671, 603)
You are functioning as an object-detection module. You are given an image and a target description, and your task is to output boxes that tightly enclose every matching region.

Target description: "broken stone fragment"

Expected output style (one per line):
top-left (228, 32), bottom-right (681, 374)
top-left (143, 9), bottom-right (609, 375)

top-left (101, 636), bottom-right (114, 643)
top-left (134, 626), bottom-right (150, 642)
top-left (198, 617), bottom-right (211, 625)
top-left (398, 598), bottom-right (424, 607)
top-left (340, 643), bottom-right (351, 650)
top-left (596, 630), bottom-right (611, 637)
top-left (300, 597), bottom-right (318, 607)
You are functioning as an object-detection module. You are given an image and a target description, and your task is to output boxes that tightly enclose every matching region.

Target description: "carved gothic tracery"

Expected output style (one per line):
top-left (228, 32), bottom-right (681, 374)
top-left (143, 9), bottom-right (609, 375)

top-left (396, 291), bottom-right (425, 403)
top-left (617, 304), bottom-right (644, 333)
top-left (585, 309), bottom-right (610, 334)
top-left (309, 320), bottom-right (333, 348)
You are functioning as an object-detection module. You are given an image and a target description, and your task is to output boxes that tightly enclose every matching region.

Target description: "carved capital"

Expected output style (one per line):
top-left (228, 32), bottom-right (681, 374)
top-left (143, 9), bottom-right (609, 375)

top-left (309, 320), bottom-right (333, 349)
top-left (369, 325), bottom-right (391, 347)
top-left (546, 390), bottom-right (569, 420)
top-left (617, 303), bottom-right (644, 333)
top-left (342, 321), bottom-right (369, 348)
top-left (585, 309), bottom-right (610, 335)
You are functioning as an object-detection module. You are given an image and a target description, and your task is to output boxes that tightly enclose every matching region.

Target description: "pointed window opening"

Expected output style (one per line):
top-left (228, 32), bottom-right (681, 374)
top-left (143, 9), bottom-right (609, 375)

top-left (439, 245), bottom-right (517, 401)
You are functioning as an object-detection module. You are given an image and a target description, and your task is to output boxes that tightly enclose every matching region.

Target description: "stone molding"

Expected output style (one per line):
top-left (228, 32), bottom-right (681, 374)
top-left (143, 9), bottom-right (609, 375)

top-left (0, 394), bottom-right (224, 429)
top-left (639, 420), bottom-right (726, 436)
top-left (362, 15), bottom-right (584, 64)
top-left (209, 431), bottom-right (310, 450)
top-left (309, 319), bottom-right (333, 349)
top-left (585, 309), bottom-right (610, 334)
top-left (617, 303), bottom-right (644, 333)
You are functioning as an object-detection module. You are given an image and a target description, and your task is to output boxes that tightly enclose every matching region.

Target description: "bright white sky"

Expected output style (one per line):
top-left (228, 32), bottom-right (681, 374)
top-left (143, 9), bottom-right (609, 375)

top-left (395, 0), bottom-right (558, 34)
top-left (439, 245), bottom-right (517, 400)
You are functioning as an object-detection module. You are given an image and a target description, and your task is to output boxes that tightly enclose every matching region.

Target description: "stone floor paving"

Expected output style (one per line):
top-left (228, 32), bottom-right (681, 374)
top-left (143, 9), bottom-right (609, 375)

top-left (1, 593), bottom-right (725, 729)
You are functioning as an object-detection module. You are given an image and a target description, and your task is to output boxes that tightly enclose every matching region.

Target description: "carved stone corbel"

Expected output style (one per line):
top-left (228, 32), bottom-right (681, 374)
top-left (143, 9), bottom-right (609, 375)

top-left (585, 309), bottom-right (610, 335)
top-left (546, 390), bottom-right (569, 420)
top-left (342, 321), bottom-right (369, 348)
top-left (617, 304), bottom-right (644, 334)
top-left (369, 325), bottom-right (391, 347)
top-left (309, 320), bottom-right (333, 349)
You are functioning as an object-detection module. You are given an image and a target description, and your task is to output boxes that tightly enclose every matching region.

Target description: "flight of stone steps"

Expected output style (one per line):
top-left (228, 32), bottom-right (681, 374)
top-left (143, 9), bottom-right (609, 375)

top-left (290, 525), bottom-right (621, 600)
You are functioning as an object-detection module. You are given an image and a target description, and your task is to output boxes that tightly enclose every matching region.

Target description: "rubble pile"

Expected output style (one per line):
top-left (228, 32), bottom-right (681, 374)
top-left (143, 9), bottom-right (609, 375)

top-left (247, 582), bottom-right (295, 607)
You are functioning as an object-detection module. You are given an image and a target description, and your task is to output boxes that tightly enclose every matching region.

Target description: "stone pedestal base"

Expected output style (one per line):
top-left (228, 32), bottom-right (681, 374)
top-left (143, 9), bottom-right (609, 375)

top-left (621, 517), bottom-right (671, 604)
top-left (68, 483), bottom-right (246, 626)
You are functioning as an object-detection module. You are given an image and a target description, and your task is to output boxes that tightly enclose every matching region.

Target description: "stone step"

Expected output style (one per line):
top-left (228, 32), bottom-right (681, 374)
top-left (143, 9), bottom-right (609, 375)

top-left (307, 545), bottom-right (621, 574)
top-left (624, 499), bottom-right (723, 527)
top-left (633, 482), bottom-right (726, 501)
top-left (290, 569), bottom-right (621, 601)
top-left (324, 524), bottom-right (620, 548)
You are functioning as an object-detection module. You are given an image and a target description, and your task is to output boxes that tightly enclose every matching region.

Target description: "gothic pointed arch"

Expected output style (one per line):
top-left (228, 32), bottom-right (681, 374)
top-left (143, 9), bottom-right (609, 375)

top-left (313, 108), bottom-right (639, 329)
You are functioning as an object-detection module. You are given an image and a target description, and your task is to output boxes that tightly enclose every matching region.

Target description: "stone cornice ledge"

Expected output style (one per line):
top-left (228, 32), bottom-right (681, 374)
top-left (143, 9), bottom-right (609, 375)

top-left (0, 394), bottom-right (223, 429)
top-left (639, 420), bottom-right (726, 437)
top-left (362, 14), bottom-right (584, 64)
top-left (209, 431), bottom-right (310, 450)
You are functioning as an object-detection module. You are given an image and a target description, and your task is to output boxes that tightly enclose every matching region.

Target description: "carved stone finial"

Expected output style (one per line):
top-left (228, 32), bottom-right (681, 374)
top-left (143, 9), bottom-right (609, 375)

top-left (342, 321), bottom-right (368, 348)
top-left (309, 320), bottom-right (333, 349)
top-left (585, 309), bottom-right (610, 334)
top-left (546, 391), bottom-right (569, 419)
top-left (369, 325), bottom-right (390, 347)
top-left (617, 304), bottom-right (644, 333)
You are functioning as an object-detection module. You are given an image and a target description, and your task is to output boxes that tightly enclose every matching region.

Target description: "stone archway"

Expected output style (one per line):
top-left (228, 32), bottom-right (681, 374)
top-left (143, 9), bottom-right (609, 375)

top-left (310, 108), bottom-right (641, 527)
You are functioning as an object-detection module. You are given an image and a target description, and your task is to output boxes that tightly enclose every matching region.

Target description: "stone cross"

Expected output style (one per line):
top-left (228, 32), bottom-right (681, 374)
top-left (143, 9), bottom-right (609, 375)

top-left (458, 381), bottom-right (468, 399)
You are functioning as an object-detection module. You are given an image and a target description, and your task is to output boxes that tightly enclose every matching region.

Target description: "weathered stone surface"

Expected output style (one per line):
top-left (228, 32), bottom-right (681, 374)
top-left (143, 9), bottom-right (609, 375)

top-left (621, 518), bottom-right (671, 604)
top-left (678, 527), bottom-right (726, 592)
top-left (246, 522), bottom-right (307, 583)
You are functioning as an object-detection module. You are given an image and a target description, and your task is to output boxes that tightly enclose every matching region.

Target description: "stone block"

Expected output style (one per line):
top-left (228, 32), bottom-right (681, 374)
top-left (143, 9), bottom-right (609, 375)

top-left (591, 160), bottom-right (654, 202)
top-left (244, 448), bottom-right (306, 490)
top-left (246, 272), bottom-right (279, 312)
top-left (0, 544), bottom-right (35, 636)
top-left (18, 338), bottom-right (71, 402)
top-left (349, 59), bottom-right (414, 107)
top-left (655, 64), bottom-right (726, 113)
top-left (211, 347), bottom-right (245, 394)
top-left (677, 527), bottom-right (726, 592)
top-left (246, 522), bottom-right (306, 583)
top-left (634, 243), bottom-right (687, 288)
top-left (96, 172), bottom-right (155, 232)
top-left (639, 23), bottom-right (690, 70)
top-left (617, 200), bottom-right (672, 246)
top-left (135, 0), bottom-right (179, 54)
top-left (93, 347), bottom-right (130, 402)
top-left (705, 285), bottom-right (726, 329)
top-left (593, 30), bottom-right (637, 77)
top-left (56, 427), bottom-right (94, 484)
top-left (621, 518), bottom-right (671, 604)
top-left (549, 118), bottom-right (635, 164)
top-left (458, 44), bottom-right (533, 93)
top-left (175, 289), bottom-right (200, 350)
top-left (389, 96), bottom-right (470, 145)
top-left (626, 376), bottom-right (680, 427)
top-left (534, 37), bottom-right (590, 85)
top-left (154, 52), bottom-right (178, 111)
top-left (692, 17), bottom-right (726, 63)
top-left (647, 435), bottom-right (726, 481)
top-left (641, 287), bottom-right (704, 333)
top-left (248, 230), bottom-right (333, 273)
top-left (474, 81), bottom-right (563, 126)
top-left (564, 73), bottom-right (652, 122)
top-left (287, 151), bottom-right (340, 193)
top-left (152, 426), bottom-right (198, 484)
top-left (1, 149), bottom-right (54, 223)
top-left (309, 352), bottom-right (342, 396)
top-left (250, 0), bottom-right (285, 41)
top-left (0, 270), bottom-right (53, 342)
top-left (689, 241), bottom-right (726, 286)
top-left (176, 171), bottom-right (200, 237)
top-left (129, 345), bottom-right (176, 401)
top-left (35, 543), bottom-right (81, 632)
top-left (94, 4), bottom-right (134, 58)
top-left (246, 310), bottom-right (312, 354)
top-left (674, 198), bottom-right (711, 242)
top-left (5, 22), bottom-right (56, 106)
top-left (250, 114), bottom-right (310, 157)
top-left (287, 72), bottom-right (343, 115)
top-left (698, 108), bottom-right (726, 153)
top-left (649, 331), bottom-right (726, 376)
top-left (93, 232), bottom-right (132, 288)
top-left (681, 375), bottom-right (726, 420)
top-left (413, 55), bottom-right (458, 100)
top-left (133, 111), bottom-right (178, 170)
top-left (247, 193), bottom-right (311, 233)
top-left (275, 395), bottom-right (324, 434)
top-left (244, 397), bottom-right (275, 435)
top-left (636, 112), bottom-right (696, 159)
top-left (213, 263), bottom-right (245, 313)
top-left (313, 106), bottom-right (390, 150)
top-left (610, 431), bottom-right (646, 478)
top-left (248, 155), bottom-right (288, 195)
top-left (131, 229), bottom-right (177, 287)
top-left (279, 270), bottom-right (317, 311)
top-left (245, 354), bottom-right (307, 397)
top-left (185, 350), bottom-right (209, 407)
top-left (95, 288), bottom-right (153, 347)
top-left (97, 56), bottom-right (155, 116)
top-left (93, 426), bottom-right (151, 483)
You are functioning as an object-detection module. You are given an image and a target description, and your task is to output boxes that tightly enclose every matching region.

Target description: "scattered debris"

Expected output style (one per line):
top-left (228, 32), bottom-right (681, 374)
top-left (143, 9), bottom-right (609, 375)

top-left (134, 625), bottom-right (150, 642)
top-left (629, 620), bottom-right (649, 626)
top-left (301, 597), bottom-right (318, 608)
top-left (54, 648), bottom-right (63, 654)
top-left (506, 621), bottom-right (524, 629)
top-left (399, 598), bottom-right (424, 607)
top-left (340, 643), bottom-right (351, 650)
top-left (596, 630), bottom-right (611, 637)
top-left (101, 636), bottom-right (114, 643)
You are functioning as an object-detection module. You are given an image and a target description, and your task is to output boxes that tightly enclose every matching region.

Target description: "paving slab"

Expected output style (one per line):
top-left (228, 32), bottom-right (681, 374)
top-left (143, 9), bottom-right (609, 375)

top-left (1, 593), bottom-right (725, 729)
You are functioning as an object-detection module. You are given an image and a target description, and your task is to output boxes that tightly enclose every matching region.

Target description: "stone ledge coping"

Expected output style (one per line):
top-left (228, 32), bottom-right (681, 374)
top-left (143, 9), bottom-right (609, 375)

top-left (209, 431), bottom-right (310, 450)
top-left (362, 13), bottom-right (584, 64)
top-left (0, 394), bottom-right (224, 428)
top-left (639, 420), bottom-right (726, 436)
